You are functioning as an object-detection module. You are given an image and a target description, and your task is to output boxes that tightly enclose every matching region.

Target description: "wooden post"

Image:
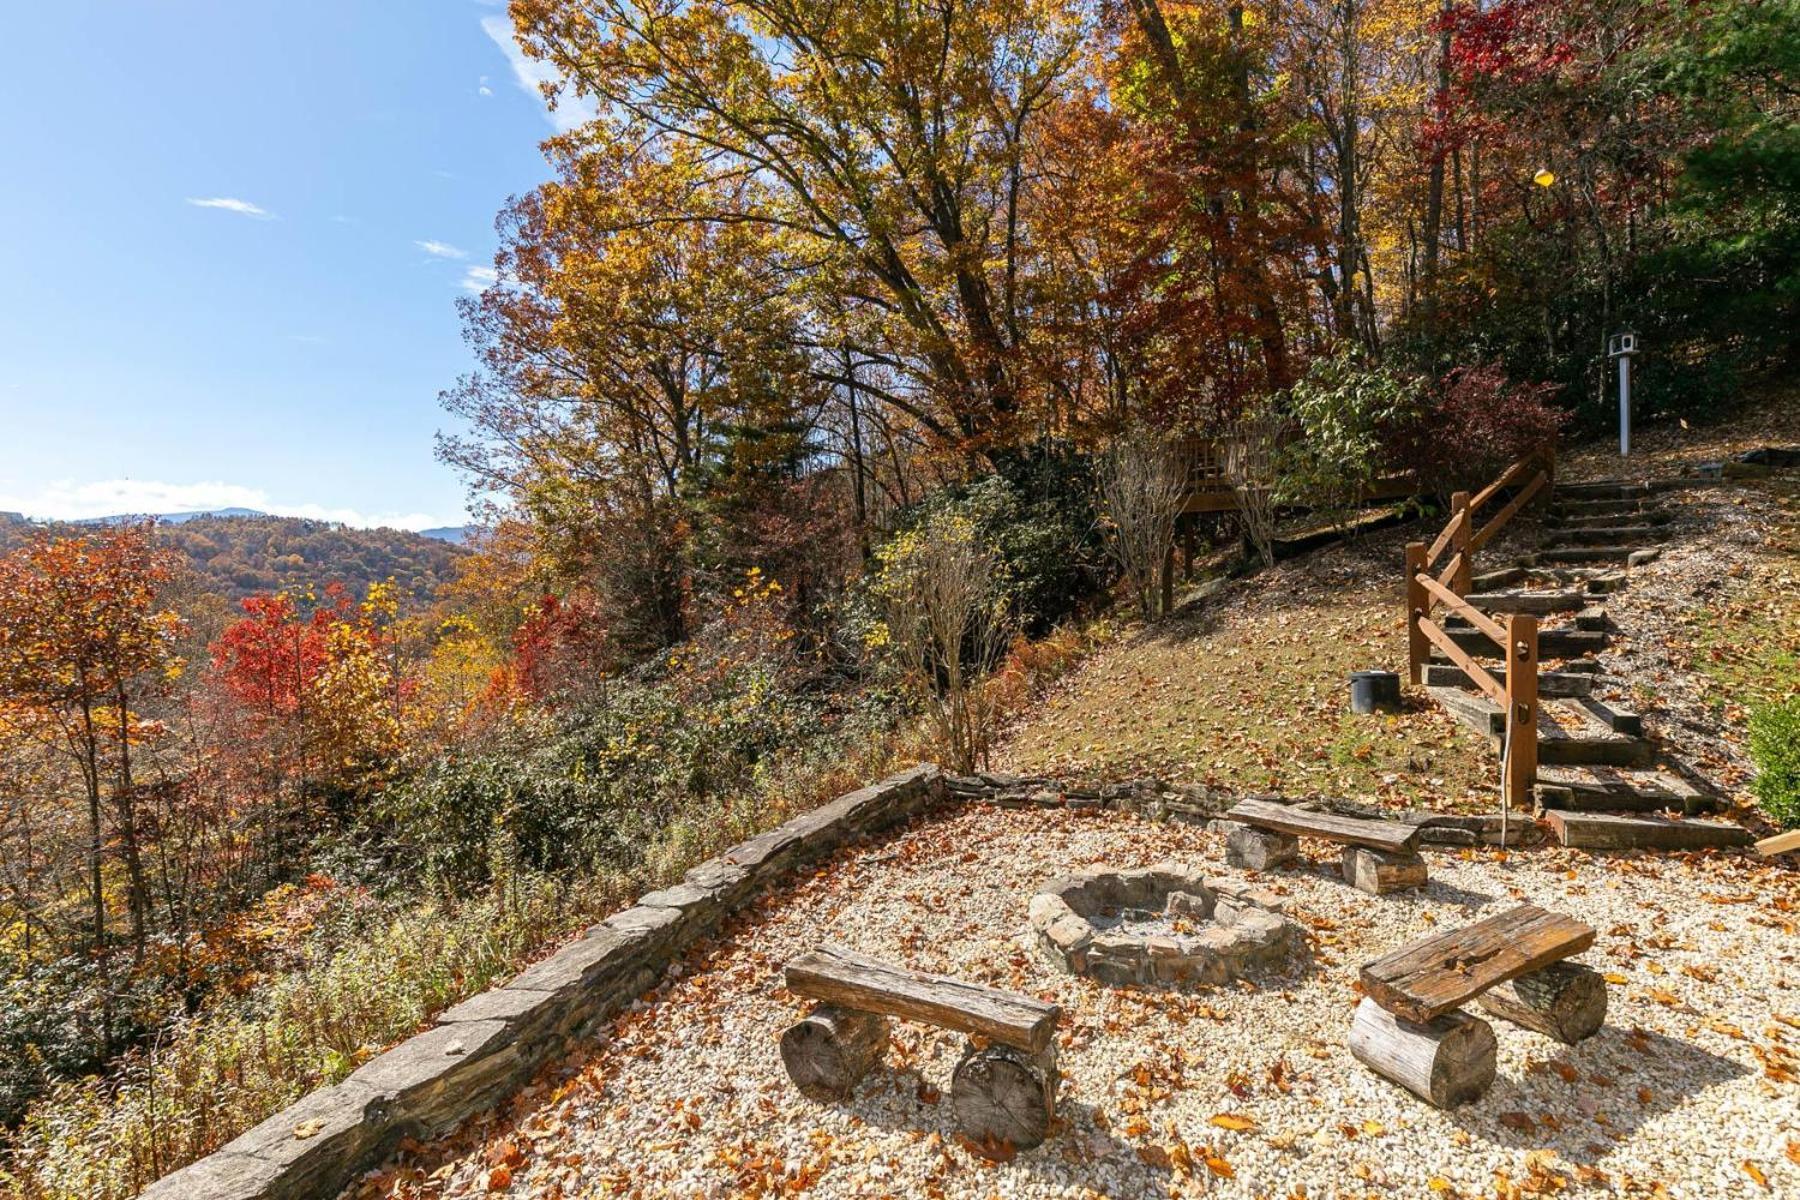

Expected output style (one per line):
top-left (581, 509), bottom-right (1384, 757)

top-left (1504, 613), bottom-right (1538, 810)
top-left (1404, 542), bottom-right (1429, 685)
top-left (1539, 444), bottom-right (1556, 514)
top-left (1449, 490), bottom-right (1473, 595)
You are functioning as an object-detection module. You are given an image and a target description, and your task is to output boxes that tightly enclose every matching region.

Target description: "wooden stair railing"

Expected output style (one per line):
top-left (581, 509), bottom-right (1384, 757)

top-left (1405, 445), bottom-right (1555, 809)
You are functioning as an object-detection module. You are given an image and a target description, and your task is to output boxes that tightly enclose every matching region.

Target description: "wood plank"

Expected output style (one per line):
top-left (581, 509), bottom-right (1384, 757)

top-left (1756, 829), bottom-right (1800, 857)
top-left (1225, 798), bottom-right (1421, 853)
top-left (1546, 811), bottom-right (1755, 851)
top-left (1470, 470), bottom-right (1548, 551)
top-left (1426, 509), bottom-right (1467, 570)
top-left (1417, 617), bottom-right (1507, 707)
top-left (1470, 453), bottom-right (1539, 512)
top-left (785, 946), bottom-right (1059, 1053)
top-left (1417, 572), bottom-right (1506, 643)
top-left (1359, 904), bottom-right (1595, 1022)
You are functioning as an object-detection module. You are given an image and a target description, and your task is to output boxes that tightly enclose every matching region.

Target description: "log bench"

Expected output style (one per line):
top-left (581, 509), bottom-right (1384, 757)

top-left (1222, 798), bottom-right (1428, 895)
top-left (781, 946), bottom-right (1062, 1150)
top-left (1350, 904), bottom-right (1603, 1108)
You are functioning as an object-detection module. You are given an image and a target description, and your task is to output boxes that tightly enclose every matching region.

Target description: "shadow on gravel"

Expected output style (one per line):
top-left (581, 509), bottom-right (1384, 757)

top-left (1450, 1025), bottom-right (1750, 1161)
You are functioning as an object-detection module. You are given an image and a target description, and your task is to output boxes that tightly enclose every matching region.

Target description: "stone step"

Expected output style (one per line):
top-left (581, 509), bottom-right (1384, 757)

top-left (1424, 663), bottom-right (1594, 697)
top-left (1542, 525), bottom-right (1661, 547)
top-left (1569, 695), bottom-right (1641, 736)
top-left (1430, 690), bottom-right (1652, 767)
top-left (1554, 480), bottom-right (1655, 501)
top-left (1473, 565), bottom-right (1628, 593)
top-left (1545, 810), bottom-right (1754, 851)
top-left (1428, 686), bottom-right (1504, 736)
top-left (1462, 588), bottom-right (1588, 614)
top-left (1431, 626), bottom-right (1608, 659)
top-left (1535, 766), bottom-right (1714, 816)
top-left (1529, 546), bottom-right (1646, 566)
top-left (1549, 497), bottom-right (1651, 518)
top-left (1547, 509), bottom-right (1670, 530)
top-left (1574, 607), bottom-right (1610, 632)
top-left (1532, 733), bottom-right (1654, 768)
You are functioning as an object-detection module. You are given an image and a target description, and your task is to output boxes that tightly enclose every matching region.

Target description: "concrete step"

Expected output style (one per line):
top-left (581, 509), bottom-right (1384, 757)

top-left (1462, 588), bottom-right (1588, 615)
top-left (1545, 810), bottom-right (1754, 851)
top-left (1542, 525), bottom-right (1660, 547)
top-left (1425, 663), bottom-right (1594, 697)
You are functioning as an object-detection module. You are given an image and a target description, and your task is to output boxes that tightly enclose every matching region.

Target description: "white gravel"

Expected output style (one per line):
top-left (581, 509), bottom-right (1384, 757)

top-left (348, 804), bottom-right (1800, 1200)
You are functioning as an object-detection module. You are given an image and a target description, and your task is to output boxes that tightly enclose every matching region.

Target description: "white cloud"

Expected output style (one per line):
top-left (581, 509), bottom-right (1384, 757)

top-left (462, 265), bottom-right (499, 292)
top-left (481, 15), bottom-right (597, 133)
top-left (415, 239), bottom-right (468, 259)
top-left (187, 197), bottom-right (274, 219)
top-left (0, 479), bottom-right (453, 533)
top-left (478, 74), bottom-right (494, 98)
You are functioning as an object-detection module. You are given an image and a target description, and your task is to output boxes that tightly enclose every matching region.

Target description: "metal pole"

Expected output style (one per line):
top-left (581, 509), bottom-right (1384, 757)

top-left (1619, 354), bottom-right (1631, 457)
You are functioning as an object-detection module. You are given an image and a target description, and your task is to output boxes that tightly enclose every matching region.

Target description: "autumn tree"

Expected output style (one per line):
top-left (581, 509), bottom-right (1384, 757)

top-left (502, 0), bottom-right (1087, 449)
top-left (0, 525), bottom-right (185, 957)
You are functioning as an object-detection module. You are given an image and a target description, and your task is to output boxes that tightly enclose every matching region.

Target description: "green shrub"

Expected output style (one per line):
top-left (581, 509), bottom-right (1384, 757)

top-left (1750, 696), bottom-right (1800, 828)
top-left (380, 666), bottom-right (826, 891)
top-left (0, 872), bottom-right (607, 1200)
top-left (1276, 351), bottom-right (1427, 528)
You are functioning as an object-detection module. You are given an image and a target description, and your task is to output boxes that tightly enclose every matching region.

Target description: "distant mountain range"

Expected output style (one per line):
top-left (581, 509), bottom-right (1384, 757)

top-left (0, 510), bottom-right (472, 602)
top-left (61, 507), bottom-right (473, 544)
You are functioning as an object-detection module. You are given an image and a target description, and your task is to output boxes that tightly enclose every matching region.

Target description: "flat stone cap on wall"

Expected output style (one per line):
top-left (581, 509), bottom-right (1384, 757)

top-left (138, 764), bottom-right (944, 1200)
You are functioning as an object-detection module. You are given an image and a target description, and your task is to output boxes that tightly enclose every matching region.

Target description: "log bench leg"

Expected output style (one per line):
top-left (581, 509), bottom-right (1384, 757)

top-left (1476, 961), bottom-right (1607, 1044)
top-left (1223, 823), bottom-right (1299, 871)
top-left (780, 1004), bottom-right (890, 1101)
top-left (1349, 997), bottom-right (1496, 1109)
top-left (951, 1040), bottom-right (1058, 1151)
top-left (1342, 846), bottom-right (1428, 895)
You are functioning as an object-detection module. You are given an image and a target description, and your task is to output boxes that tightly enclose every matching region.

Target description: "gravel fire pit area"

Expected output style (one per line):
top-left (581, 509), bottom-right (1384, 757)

top-left (345, 803), bottom-right (1800, 1200)
top-left (1029, 864), bottom-right (1303, 986)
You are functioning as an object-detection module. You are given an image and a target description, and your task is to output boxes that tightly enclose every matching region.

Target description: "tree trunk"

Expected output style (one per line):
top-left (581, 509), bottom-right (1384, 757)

top-left (1475, 962), bottom-right (1607, 1044)
top-left (951, 1040), bottom-right (1058, 1151)
top-left (781, 1004), bottom-right (890, 1102)
top-left (1349, 997), bottom-right (1496, 1108)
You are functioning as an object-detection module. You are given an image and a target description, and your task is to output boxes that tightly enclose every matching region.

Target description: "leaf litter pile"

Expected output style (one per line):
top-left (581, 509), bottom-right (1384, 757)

top-left (344, 804), bottom-right (1800, 1199)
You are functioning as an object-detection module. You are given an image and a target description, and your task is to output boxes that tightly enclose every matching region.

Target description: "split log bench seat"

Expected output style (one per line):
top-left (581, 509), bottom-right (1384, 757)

top-left (1350, 904), bottom-right (1603, 1108)
top-left (781, 946), bottom-right (1062, 1150)
top-left (1221, 798), bottom-right (1428, 895)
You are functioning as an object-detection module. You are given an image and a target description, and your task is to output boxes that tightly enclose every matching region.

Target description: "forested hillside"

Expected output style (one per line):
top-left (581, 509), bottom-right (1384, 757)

top-left (2, 1), bottom-right (1794, 1197)
top-left (0, 513), bottom-right (465, 602)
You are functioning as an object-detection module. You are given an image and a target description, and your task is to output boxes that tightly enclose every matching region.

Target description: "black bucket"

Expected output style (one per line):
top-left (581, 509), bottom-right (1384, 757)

top-left (1350, 670), bottom-right (1402, 714)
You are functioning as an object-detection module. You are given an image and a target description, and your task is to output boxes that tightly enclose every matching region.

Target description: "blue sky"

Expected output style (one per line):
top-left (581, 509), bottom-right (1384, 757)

top-left (0, 1), bottom-right (589, 530)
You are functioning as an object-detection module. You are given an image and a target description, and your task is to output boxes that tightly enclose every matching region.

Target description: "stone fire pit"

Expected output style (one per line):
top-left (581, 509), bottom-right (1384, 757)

top-left (1028, 864), bottom-right (1303, 987)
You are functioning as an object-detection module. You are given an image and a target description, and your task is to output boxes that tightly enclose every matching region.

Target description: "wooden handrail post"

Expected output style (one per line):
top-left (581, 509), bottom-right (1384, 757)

top-left (1449, 490), bottom-right (1473, 596)
top-left (1503, 613), bottom-right (1539, 811)
top-left (1404, 541), bottom-right (1429, 685)
top-left (1540, 444), bottom-right (1557, 513)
